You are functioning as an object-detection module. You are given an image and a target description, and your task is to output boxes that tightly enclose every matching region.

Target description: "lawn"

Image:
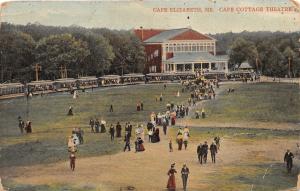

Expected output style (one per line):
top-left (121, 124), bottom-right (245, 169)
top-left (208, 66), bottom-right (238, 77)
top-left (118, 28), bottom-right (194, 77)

top-left (0, 84), bottom-right (191, 167)
top-left (1, 82), bottom-right (299, 191)
top-left (187, 82), bottom-right (300, 127)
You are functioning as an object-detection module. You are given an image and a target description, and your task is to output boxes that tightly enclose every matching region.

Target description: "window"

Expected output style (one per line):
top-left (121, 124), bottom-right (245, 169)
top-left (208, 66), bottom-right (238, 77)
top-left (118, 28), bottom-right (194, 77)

top-left (192, 44), bottom-right (197, 51)
top-left (200, 44), bottom-right (204, 51)
top-left (176, 44), bottom-right (181, 52)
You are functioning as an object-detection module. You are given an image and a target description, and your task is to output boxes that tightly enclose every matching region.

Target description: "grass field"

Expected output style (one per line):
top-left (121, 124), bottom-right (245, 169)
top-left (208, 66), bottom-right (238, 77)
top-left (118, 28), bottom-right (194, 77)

top-left (0, 84), bottom-right (191, 167)
top-left (186, 82), bottom-right (300, 128)
top-left (1, 82), bottom-right (300, 191)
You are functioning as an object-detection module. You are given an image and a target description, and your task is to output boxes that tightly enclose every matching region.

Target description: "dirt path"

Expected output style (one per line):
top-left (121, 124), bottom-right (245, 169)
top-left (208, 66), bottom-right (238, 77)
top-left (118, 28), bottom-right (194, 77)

top-left (0, 128), bottom-right (242, 191)
top-left (1, 126), bottom-right (297, 191)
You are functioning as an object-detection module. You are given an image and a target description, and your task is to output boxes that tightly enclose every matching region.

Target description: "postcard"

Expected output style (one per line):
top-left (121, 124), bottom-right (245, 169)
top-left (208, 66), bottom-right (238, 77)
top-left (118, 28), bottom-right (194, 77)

top-left (0, 0), bottom-right (300, 190)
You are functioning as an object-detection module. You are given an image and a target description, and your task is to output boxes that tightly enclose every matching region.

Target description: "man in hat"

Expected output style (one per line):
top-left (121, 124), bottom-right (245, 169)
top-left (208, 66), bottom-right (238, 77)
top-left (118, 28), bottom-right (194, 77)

top-left (89, 118), bottom-right (95, 133)
top-left (124, 132), bottom-right (131, 152)
top-left (202, 141), bottom-right (209, 164)
top-left (116, 122), bottom-right (122, 138)
top-left (197, 143), bottom-right (203, 164)
top-left (109, 124), bottom-right (115, 141)
top-left (210, 142), bottom-right (218, 163)
top-left (284, 149), bottom-right (294, 173)
top-left (181, 164), bottom-right (190, 191)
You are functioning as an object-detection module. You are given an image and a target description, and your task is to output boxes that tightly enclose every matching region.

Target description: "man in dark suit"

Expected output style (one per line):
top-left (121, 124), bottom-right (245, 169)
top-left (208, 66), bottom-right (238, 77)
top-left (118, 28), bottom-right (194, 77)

top-left (197, 144), bottom-right (203, 164)
top-left (181, 164), bottom-right (190, 191)
top-left (202, 141), bottom-right (209, 164)
top-left (124, 132), bottom-right (131, 152)
top-left (210, 142), bottom-right (218, 163)
top-left (284, 149), bottom-right (294, 173)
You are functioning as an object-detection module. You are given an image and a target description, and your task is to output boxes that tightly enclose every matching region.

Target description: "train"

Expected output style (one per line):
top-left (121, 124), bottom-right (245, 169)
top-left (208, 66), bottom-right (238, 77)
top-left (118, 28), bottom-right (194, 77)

top-left (0, 71), bottom-right (256, 98)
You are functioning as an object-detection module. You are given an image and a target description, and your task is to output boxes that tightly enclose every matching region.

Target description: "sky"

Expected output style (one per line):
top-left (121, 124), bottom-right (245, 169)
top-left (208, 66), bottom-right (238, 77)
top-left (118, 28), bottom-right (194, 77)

top-left (0, 0), bottom-right (300, 33)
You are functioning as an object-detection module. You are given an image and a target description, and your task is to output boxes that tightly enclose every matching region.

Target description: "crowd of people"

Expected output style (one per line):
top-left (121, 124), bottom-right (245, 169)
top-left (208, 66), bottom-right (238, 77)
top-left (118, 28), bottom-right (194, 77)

top-left (197, 138), bottom-right (220, 165)
top-left (15, 79), bottom-right (297, 190)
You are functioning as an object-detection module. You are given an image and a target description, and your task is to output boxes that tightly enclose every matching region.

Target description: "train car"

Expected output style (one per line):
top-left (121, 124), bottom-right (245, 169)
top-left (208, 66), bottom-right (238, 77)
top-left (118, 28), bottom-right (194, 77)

top-left (121, 73), bottom-right (145, 85)
top-left (203, 71), bottom-right (226, 81)
top-left (173, 72), bottom-right (196, 81)
top-left (146, 73), bottom-right (173, 83)
top-left (146, 72), bottom-right (196, 83)
top-left (98, 75), bottom-right (121, 86)
top-left (27, 80), bottom-right (55, 95)
top-left (54, 78), bottom-right (77, 92)
top-left (76, 76), bottom-right (98, 89)
top-left (227, 71), bottom-right (255, 81)
top-left (0, 83), bottom-right (25, 97)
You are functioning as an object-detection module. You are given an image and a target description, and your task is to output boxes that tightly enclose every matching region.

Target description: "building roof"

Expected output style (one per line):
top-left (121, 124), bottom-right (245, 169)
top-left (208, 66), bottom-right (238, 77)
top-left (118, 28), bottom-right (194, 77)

top-left (170, 29), bottom-right (215, 41)
top-left (134, 29), bottom-right (164, 41)
top-left (239, 62), bottom-right (254, 69)
top-left (143, 28), bottom-right (215, 43)
top-left (166, 52), bottom-right (228, 63)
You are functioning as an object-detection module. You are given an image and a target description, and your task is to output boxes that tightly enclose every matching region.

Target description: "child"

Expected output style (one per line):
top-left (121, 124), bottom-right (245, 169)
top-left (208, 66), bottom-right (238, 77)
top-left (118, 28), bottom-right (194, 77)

top-left (169, 139), bottom-right (173, 152)
top-left (69, 152), bottom-right (76, 171)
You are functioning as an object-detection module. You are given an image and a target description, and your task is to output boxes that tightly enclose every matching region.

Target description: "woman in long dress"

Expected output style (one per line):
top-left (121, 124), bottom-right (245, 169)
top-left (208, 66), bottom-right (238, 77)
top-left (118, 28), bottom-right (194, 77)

top-left (183, 127), bottom-right (190, 150)
top-left (167, 163), bottom-right (177, 191)
top-left (100, 120), bottom-right (106, 133)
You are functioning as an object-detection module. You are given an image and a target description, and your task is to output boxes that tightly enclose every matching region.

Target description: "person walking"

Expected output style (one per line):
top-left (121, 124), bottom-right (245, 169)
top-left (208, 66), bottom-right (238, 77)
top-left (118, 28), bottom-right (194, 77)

top-left (197, 144), bottom-right (203, 164)
top-left (167, 163), bottom-right (177, 191)
top-left (201, 108), bottom-right (205, 119)
top-left (116, 122), bottom-right (122, 138)
top-left (181, 164), bottom-right (190, 191)
top-left (109, 104), bottom-right (113, 112)
top-left (124, 132), bottom-right (131, 152)
top-left (284, 149), bottom-right (294, 173)
top-left (169, 139), bottom-right (173, 152)
top-left (210, 142), bottom-right (218, 163)
top-left (214, 136), bottom-right (221, 150)
top-left (89, 119), bottom-right (95, 133)
top-left (25, 121), bottom-right (32, 133)
top-left (202, 141), bottom-right (208, 164)
top-left (162, 120), bottom-right (168, 135)
top-left (69, 152), bottom-right (76, 171)
top-left (18, 119), bottom-right (24, 134)
top-left (109, 124), bottom-right (115, 141)
top-left (183, 126), bottom-right (190, 150)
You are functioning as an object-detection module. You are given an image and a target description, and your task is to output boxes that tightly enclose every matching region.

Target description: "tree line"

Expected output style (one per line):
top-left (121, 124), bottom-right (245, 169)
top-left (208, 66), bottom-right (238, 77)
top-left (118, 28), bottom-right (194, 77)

top-left (0, 23), bottom-right (145, 82)
top-left (0, 23), bottom-right (299, 83)
top-left (213, 31), bottom-right (300, 77)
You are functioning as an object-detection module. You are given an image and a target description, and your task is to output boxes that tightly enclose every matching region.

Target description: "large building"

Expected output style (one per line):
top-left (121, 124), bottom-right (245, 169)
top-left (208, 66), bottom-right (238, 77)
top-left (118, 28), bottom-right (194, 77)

top-left (134, 28), bottom-right (229, 74)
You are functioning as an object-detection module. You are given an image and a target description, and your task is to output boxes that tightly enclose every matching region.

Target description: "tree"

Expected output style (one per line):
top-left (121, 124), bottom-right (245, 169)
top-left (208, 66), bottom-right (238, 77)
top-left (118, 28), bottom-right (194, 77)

top-left (283, 46), bottom-right (297, 77)
top-left (229, 37), bottom-right (256, 69)
top-left (101, 31), bottom-right (145, 75)
top-left (0, 31), bottom-right (35, 82)
top-left (264, 46), bottom-right (286, 77)
top-left (35, 34), bottom-right (90, 79)
top-left (75, 32), bottom-right (115, 76)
